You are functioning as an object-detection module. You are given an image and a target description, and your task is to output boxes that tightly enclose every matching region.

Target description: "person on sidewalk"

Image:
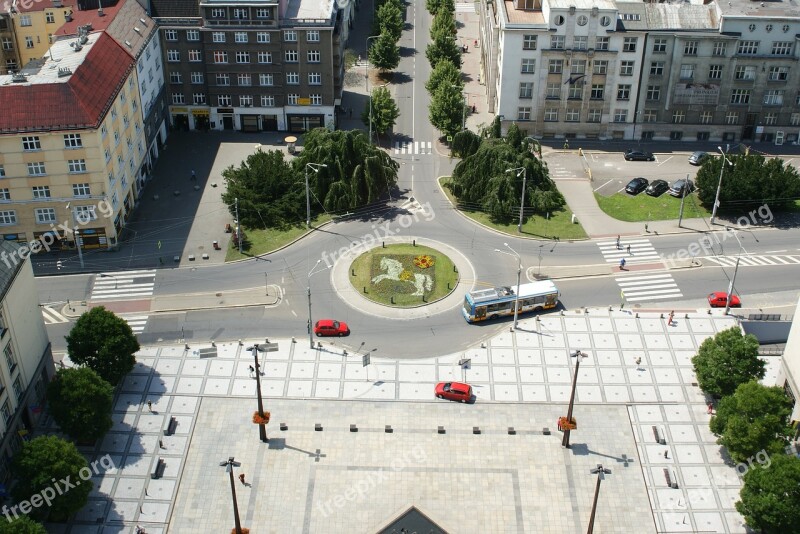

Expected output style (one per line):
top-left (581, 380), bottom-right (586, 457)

top-left (667, 311), bottom-right (675, 326)
top-left (707, 402), bottom-right (714, 415)
top-left (635, 356), bottom-right (643, 371)
top-left (239, 473), bottom-right (246, 485)
top-left (619, 258), bottom-right (626, 270)
top-left (627, 244), bottom-right (632, 255)
top-left (616, 235), bottom-right (621, 249)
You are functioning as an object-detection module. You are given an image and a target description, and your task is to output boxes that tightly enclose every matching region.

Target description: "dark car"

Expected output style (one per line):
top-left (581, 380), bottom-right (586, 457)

top-left (625, 177), bottom-right (649, 195)
top-left (435, 382), bottom-right (473, 403)
top-left (645, 179), bottom-right (669, 197)
top-left (313, 319), bottom-right (350, 337)
top-left (668, 179), bottom-right (695, 197)
top-left (624, 149), bottom-right (655, 161)
top-left (708, 292), bottom-right (741, 308)
top-left (688, 151), bottom-right (709, 165)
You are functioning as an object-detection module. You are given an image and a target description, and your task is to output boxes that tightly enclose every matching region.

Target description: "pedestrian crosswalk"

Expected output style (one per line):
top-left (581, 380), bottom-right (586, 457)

top-left (41, 305), bottom-right (69, 324)
top-left (123, 315), bottom-right (149, 335)
top-left (598, 238), bottom-right (661, 265)
top-left (90, 269), bottom-right (157, 301)
top-left (455, 2), bottom-right (476, 12)
top-left (617, 272), bottom-right (683, 302)
top-left (393, 141), bottom-right (432, 155)
top-left (704, 254), bottom-right (800, 268)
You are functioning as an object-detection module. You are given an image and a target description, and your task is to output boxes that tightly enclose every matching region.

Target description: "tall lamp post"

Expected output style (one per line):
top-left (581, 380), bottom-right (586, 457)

top-left (307, 259), bottom-right (332, 348)
top-left (710, 144), bottom-right (731, 224)
top-left (587, 464), bottom-right (612, 534)
top-left (64, 203), bottom-right (85, 269)
top-left (369, 81), bottom-right (390, 145)
top-left (219, 456), bottom-right (243, 534)
top-left (562, 349), bottom-right (588, 448)
top-left (247, 344), bottom-right (269, 442)
top-left (365, 35), bottom-right (380, 92)
top-left (494, 243), bottom-right (522, 330)
top-left (304, 163), bottom-right (327, 228)
top-left (505, 167), bottom-right (527, 233)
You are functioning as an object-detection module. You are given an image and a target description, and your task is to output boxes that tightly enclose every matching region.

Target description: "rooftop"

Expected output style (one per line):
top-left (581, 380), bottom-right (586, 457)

top-left (13, 0), bottom-right (79, 14)
top-left (716, 0), bottom-right (800, 18)
top-left (53, 0), bottom-right (125, 36)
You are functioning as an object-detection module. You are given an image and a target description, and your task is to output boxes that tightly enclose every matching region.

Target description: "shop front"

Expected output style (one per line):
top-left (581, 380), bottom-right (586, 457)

top-left (170, 107), bottom-right (189, 131)
top-left (79, 227), bottom-right (108, 250)
top-left (193, 108), bottom-right (210, 131)
top-left (287, 113), bottom-right (324, 133)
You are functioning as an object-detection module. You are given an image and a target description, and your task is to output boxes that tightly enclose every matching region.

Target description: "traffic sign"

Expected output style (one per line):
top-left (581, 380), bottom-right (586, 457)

top-left (362, 354), bottom-right (370, 367)
top-left (260, 343), bottom-right (279, 352)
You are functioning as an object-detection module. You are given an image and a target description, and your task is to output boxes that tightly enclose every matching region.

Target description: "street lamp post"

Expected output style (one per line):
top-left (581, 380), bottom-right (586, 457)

top-left (505, 167), bottom-right (527, 233)
top-left (219, 457), bottom-right (243, 534)
top-left (365, 35), bottom-right (380, 92)
top-left (65, 203), bottom-right (85, 269)
top-left (307, 259), bottom-right (331, 349)
top-left (587, 464), bottom-right (612, 534)
top-left (369, 81), bottom-right (390, 145)
top-left (304, 163), bottom-right (327, 228)
top-left (710, 144), bottom-right (730, 224)
top-left (562, 349), bottom-right (588, 448)
top-left (247, 344), bottom-right (269, 442)
top-left (723, 228), bottom-right (757, 315)
top-left (494, 243), bottom-right (522, 330)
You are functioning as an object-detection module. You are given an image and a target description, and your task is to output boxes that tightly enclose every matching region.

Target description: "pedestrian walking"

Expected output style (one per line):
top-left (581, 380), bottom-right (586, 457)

top-left (707, 402), bottom-right (714, 415)
top-left (635, 356), bottom-right (643, 371)
top-left (238, 473), bottom-right (246, 485)
top-left (619, 258), bottom-right (626, 270)
top-left (626, 244), bottom-right (632, 255)
top-left (248, 365), bottom-right (255, 377)
top-left (667, 311), bottom-right (675, 326)
top-left (616, 235), bottom-right (621, 249)
top-left (147, 400), bottom-right (152, 412)
top-left (664, 449), bottom-right (669, 459)
top-left (190, 169), bottom-right (196, 181)
top-left (159, 439), bottom-right (165, 449)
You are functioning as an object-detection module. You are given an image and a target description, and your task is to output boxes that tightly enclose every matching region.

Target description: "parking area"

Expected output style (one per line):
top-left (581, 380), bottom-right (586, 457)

top-left (587, 151), bottom-right (702, 197)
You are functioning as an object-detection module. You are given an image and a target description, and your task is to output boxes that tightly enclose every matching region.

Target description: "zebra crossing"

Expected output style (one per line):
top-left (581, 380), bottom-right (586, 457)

top-left (393, 141), bottom-right (432, 155)
top-left (41, 305), bottom-right (69, 325)
top-left (90, 269), bottom-right (157, 301)
top-left (122, 315), bottom-right (149, 335)
top-left (455, 1), bottom-right (476, 12)
top-left (598, 238), bottom-right (661, 265)
top-left (40, 306), bottom-right (148, 334)
top-left (617, 272), bottom-right (683, 302)
top-left (705, 254), bottom-right (800, 268)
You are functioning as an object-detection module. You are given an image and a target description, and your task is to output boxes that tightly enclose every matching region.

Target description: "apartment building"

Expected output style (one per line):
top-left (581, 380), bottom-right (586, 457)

top-left (150, 0), bottom-right (354, 133)
top-left (0, 30), bottom-right (143, 251)
top-left (0, 11), bottom-right (21, 74)
top-left (9, 0), bottom-right (78, 67)
top-left (0, 240), bottom-right (54, 484)
top-left (481, 0), bottom-right (800, 145)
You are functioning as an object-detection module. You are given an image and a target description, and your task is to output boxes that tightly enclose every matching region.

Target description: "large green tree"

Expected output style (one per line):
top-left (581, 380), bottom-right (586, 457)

top-left (737, 454), bottom-right (800, 533)
top-left (0, 516), bottom-right (46, 533)
top-left (709, 381), bottom-right (793, 463)
top-left (430, 7), bottom-right (456, 38)
top-left (361, 85), bottom-right (400, 140)
top-left (374, 0), bottom-right (403, 42)
top-left (426, 0), bottom-right (454, 15)
top-left (425, 58), bottom-right (462, 95)
top-left (222, 149), bottom-right (305, 229)
top-left (451, 129), bottom-right (481, 159)
top-left (691, 327), bottom-right (764, 398)
top-left (426, 32), bottom-right (461, 70)
top-left (65, 306), bottom-right (139, 386)
top-left (429, 82), bottom-right (466, 139)
top-left (369, 33), bottom-right (400, 71)
top-left (47, 367), bottom-right (113, 443)
top-left (12, 436), bottom-right (93, 521)
top-left (696, 152), bottom-right (800, 211)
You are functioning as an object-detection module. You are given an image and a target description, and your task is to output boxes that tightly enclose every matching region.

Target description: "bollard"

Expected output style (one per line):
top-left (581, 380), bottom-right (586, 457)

top-left (453, 266), bottom-right (458, 272)
top-left (364, 286), bottom-right (367, 293)
top-left (423, 294), bottom-right (427, 303)
top-left (382, 241), bottom-right (385, 248)
top-left (351, 268), bottom-right (355, 276)
top-left (413, 240), bottom-right (416, 246)
top-left (447, 282), bottom-right (451, 290)
top-left (391, 296), bottom-right (394, 304)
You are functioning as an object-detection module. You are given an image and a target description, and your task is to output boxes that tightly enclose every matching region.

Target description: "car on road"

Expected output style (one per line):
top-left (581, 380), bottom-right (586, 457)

top-left (668, 178), bottom-right (695, 197)
top-left (708, 292), bottom-right (741, 308)
top-left (313, 319), bottom-right (350, 337)
top-left (688, 151), bottom-right (709, 165)
top-left (624, 149), bottom-right (655, 161)
top-left (645, 179), bottom-right (669, 197)
top-left (435, 381), bottom-right (473, 403)
top-left (625, 177), bottom-right (649, 195)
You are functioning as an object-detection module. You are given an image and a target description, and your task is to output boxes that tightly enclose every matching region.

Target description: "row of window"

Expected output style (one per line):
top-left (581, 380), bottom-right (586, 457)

top-left (170, 72), bottom-right (324, 86)
top-left (171, 93), bottom-right (322, 106)
top-left (514, 107), bottom-right (800, 127)
top-left (0, 206), bottom-right (96, 225)
top-left (0, 184), bottom-right (92, 202)
top-left (164, 29), bottom-right (319, 43)
top-left (208, 7), bottom-right (273, 20)
top-left (167, 49), bottom-right (321, 64)
top-left (18, 134), bottom-right (83, 152)
top-left (2, 160), bottom-right (88, 177)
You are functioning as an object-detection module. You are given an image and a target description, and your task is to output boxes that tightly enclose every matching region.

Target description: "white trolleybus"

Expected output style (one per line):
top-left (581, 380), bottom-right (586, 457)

top-left (461, 280), bottom-right (560, 323)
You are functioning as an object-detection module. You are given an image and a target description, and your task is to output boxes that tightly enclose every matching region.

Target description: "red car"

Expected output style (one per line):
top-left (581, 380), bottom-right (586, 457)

top-left (313, 319), bottom-right (350, 337)
top-left (708, 292), bottom-right (741, 308)
top-left (435, 382), bottom-right (473, 403)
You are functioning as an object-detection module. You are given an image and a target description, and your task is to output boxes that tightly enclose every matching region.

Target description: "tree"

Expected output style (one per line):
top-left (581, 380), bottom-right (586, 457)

top-left (47, 367), bottom-right (113, 443)
top-left (506, 122), bottom-right (523, 151)
top-left (0, 516), bottom-right (46, 533)
top-left (221, 149), bottom-right (305, 229)
top-left (737, 454), bottom-right (800, 533)
top-left (426, 32), bottom-right (461, 70)
top-left (709, 381), bottom-right (793, 463)
top-left (695, 152), bottom-right (800, 211)
top-left (374, 0), bottom-right (403, 42)
top-left (429, 83), bottom-right (465, 139)
top-left (65, 306), bottom-right (139, 386)
top-left (691, 327), bottom-right (764, 398)
top-left (361, 86), bottom-right (400, 139)
top-left (430, 7), bottom-right (456, 39)
top-left (451, 130), bottom-right (481, 158)
top-left (426, 0), bottom-right (454, 15)
top-left (425, 59), bottom-right (462, 95)
top-left (369, 33), bottom-right (400, 71)
top-left (11, 436), bottom-right (93, 521)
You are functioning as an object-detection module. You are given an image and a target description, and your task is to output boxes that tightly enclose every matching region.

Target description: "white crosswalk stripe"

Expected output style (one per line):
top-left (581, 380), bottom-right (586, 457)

top-left (122, 315), bottom-right (149, 335)
top-left (90, 269), bottom-right (156, 300)
top-left (455, 2), bottom-right (476, 12)
top-left (41, 305), bottom-right (69, 324)
top-left (617, 272), bottom-right (683, 302)
top-left (598, 238), bottom-right (661, 265)
top-left (393, 141), bottom-right (432, 155)
top-left (705, 255), bottom-right (800, 268)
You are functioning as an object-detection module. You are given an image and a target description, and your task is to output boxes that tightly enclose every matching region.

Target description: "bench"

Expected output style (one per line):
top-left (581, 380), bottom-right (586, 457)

top-left (151, 457), bottom-right (165, 479)
top-left (163, 416), bottom-right (177, 436)
top-left (196, 347), bottom-right (218, 358)
top-left (663, 468), bottom-right (678, 489)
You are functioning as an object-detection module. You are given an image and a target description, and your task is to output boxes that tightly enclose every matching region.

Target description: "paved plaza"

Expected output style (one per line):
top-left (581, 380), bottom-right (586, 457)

top-left (44, 309), bottom-right (781, 533)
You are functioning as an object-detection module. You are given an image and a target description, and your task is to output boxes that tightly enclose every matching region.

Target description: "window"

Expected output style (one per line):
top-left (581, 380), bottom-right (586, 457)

top-left (737, 40), bottom-right (759, 55)
top-left (1, 401), bottom-right (10, 425)
top-left (522, 35), bottom-right (537, 50)
top-left (261, 95), bottom-right (275, 107)
top-left (218, 95), bottom-right (231, 106)
top-left (233, 8), bottom-right (247, 19)
top-left (544, 108), bottom-right (558, 122)
top-left (307, 30), bottom-right (320, 42)
top-left (613, 109), bottom-right (628, 123)
top-left (214, 51), bottom-right (228, 64)
top-left (188, 50), bottom-right (201, 62)
top-left (284, 30), bottom-right (297, 42)
top-left (111, 191), bottom-right (118, 208)
top-left (46, 11), bottom-right (55, 23)
top-left (595, 37), bottom-right (609, 51)
top-left (590, 84), bottom-right (604, 99)
top-left (27, 163), bottom-right (46, 176)
top-left (730, 89), bottom-right (751, 104)
top-left (679, 64), bottom-right (694, 80)
top-left (165, 29), bottom-right (177, 41)
top-left (170, 72), bottom-right (182, 84)
top-left (25, 36), bottom-right (33, 49)
top-left (670, 131), bottom-right (683, 141)
top-left (623, 37), bottom-right (637, 52)
top-left (286, 72), bottom-right (299, 85)
top-left (22, 136), bottom-right (41, 151)
top-left (0, 165), bottom-right (4, 177)
top-left (650, 61), bottom-right (664, 76)
top-left (643, 110), bottom-right (657, 122)
top-left (697, 132), bottom-right (710, 141)
top-left (620, 61), bottom-right (635, 76)
top-left (0, 188), bottom-right (8, 201)
top-left (521, 59), bottom-right (535, 73)
top-left (646, 85), bottom-right (660, 101)
top-left (772, 42), bottom-right (792, 55)
top-left (565, 109), bottom-right (580, 122)
top-left (587, 108), bottom-right (602, 123)
top-left (517, 107), bottom-right (531, 120)
top-left (72, 183), bottom-right (90, 196)
top-left (308, 50), bottom-right (320, 63)
top-left (285, 50), bottom-right (298, 63)
top-left (167, 50), bottom-right (180, 62)
top-left (700, 111), bottom-right (713, 124)
top-left (768, 66), bottom-right (789, 81)
top-left (763, 89), bottom-right (784, 105)
top-left (574, 36), bottom-right (587, 50)
top-left (571, 60), bottom-right (586, 74)
top-left (258, 51), bottom-right (273, 64)
top-left (64, 133), bottom-right (82, 148)
top-left (672, 110), bottom-right (685, 123)
top-left (104, 148), bottom-right (111, 163)
top-left (191, 72), bottom-right (204, 84)
top-left (548, 59), bottom-right (563, 74)
top-left (237, 74), bottom-right (251, 86)
top-left (593, 60), bottom-right (608, 75)
top-left (12, 376), bottom-right (21, 400)
top-left (236, 51), bottom-right (250, 63)
top-left (287, 94), bottom-right (299, 105)
top-left (617, 84), bottom-right (631, 100)
top-left (239, 95), bottom-right (253, 107)
top-left (1, 38), bottom-right (12, 50)
top-left (211, 8), bottom-right (224, 17)
top-left (259, 73), bottom-right (274, 86)
top-left (235, 32), bottom-right (248, 43)
top-left (35, 208), bottom-right (56, 223)
top-left (113, 130), bottom-right (120, 145)
top-left (0, 211), bottom-right (16, 225)
top-left (172, 93), bottom-right (185, 104)
top-left (519, 82), bottom-right (533, 99)
top-left (708, 65), bottom-right (722, 80)
top-left (20, 14), bottom-right (31, 26)
top-left (256, 8), bottom-right (270, 18)
top-left (217, 73), bottom-right (230, 86)
top-left (212, 32), bottom-right (226, 43)
top-left (713, 42), bottom-right (727, 56)
top-left (68, 159), bottom-right (87, 173)
top-left (764, 112), bottom-right (777, 125)
top-left (308, 73), bottom-right (322, 85)
top-left (791, 113), bottom-right (800, 126)
top-left (684, 41), bottom-right (698, 55)
top-left (187, 30), bottom-right (199, 41)
top-left (551, 35), bottom-right (565, 49)
top-left (546, 83), bottom-right (561, 99)
top-left (568, 83), bottom-right (583, 99)
top-left (257, 32), bottom-right (270, 43)
top-left (734, 65), bottom-right (756, 80)
top-left (310, 94), bottom-right (322, 105)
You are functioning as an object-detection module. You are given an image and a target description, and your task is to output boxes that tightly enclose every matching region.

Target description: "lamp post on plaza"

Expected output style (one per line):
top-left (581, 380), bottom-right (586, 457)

top-left (587, 464), bottom-right (612, 534)
top-left (494, 243), bottom-right (522, 330)
top-left (246, 344), bottom-right (269, 442)
top-left (304, 163), bottom-right (327, 228)
top-left (505, 166), bottom-right (527, 233)
top-left (562, 349), bottom-right (588, 448)
top-left (710, 144), bottom-right (731, 225)
top-left (219, 456), bottom-right (243, 534)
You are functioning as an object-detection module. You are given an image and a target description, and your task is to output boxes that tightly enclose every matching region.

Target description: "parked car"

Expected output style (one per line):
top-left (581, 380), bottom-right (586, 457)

top-left (435, 382), bottom-right (473, 403)
top-left (313, 319), bottom-right (350, 337)
top-left (668, 178), bottom-right (695, 197)
top-left (645, 179), bottom-right (669, 197)
top-left (708, 292), bottom-right (741, 308)
top-left (625, 177), bottom-right (649, 195)
top-left (688, 151), bottom-right (709, 165)
top-left (624, 149), bottom-right (655, 161)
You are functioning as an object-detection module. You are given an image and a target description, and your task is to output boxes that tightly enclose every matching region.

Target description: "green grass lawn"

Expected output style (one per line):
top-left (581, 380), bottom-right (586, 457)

top-left (594, 192), bottom-right (712, 222)
top-left (439, 178), bottom-right (588, 240)
top-left (225, 214), bottom-right (332, 262)
top-left (349, 244), bottom-right (459, 307)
